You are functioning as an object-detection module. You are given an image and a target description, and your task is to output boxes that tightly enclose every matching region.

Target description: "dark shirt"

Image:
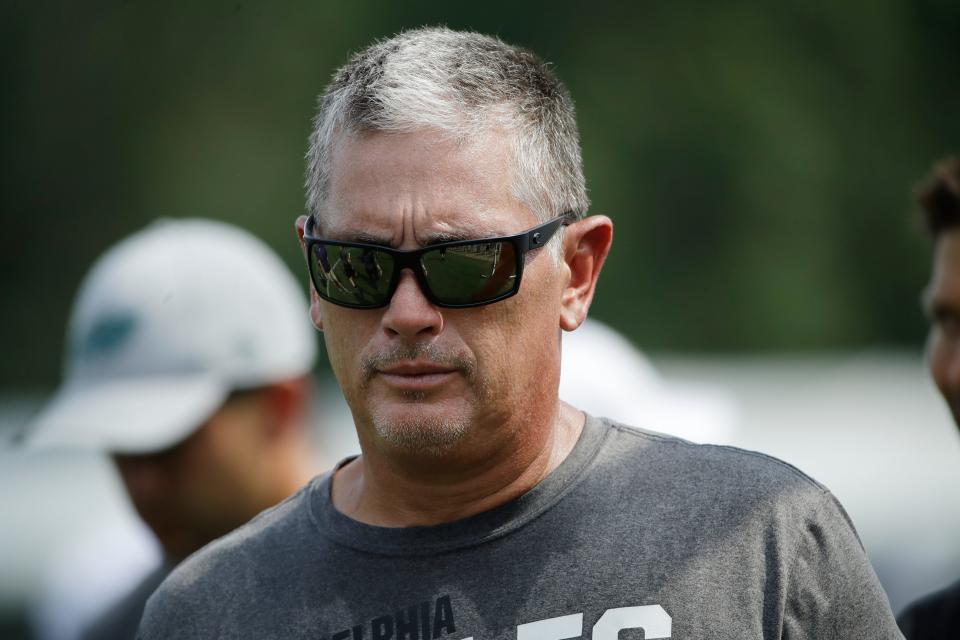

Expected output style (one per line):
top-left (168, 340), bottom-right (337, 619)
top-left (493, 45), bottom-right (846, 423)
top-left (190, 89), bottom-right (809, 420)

top-left (898, 579), bottom-right (960, 639)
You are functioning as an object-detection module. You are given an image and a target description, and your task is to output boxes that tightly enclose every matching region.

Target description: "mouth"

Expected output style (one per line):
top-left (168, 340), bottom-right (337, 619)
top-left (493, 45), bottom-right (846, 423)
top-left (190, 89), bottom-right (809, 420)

top-left (376, 360), bottom-right (459, 391)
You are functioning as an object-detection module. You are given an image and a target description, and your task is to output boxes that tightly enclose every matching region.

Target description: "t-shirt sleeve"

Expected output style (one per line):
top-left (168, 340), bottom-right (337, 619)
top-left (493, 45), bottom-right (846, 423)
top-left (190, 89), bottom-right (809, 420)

top-left (781, 489), bottom-right (904, 640)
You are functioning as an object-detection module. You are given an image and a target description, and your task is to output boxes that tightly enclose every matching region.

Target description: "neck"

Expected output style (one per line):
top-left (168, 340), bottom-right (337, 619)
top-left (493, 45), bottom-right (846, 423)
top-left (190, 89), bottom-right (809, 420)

top-left (332, 402), bottom-right (585, 527)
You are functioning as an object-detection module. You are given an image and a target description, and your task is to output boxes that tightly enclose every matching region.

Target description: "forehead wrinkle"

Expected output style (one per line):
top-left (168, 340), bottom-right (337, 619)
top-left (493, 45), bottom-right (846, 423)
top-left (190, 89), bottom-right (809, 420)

top-left (325, 129), bottom-right (535, 247)
top-left (318, 203), bottom-right (507, 247)
top-left (413, 213), bottom-right (507, 245)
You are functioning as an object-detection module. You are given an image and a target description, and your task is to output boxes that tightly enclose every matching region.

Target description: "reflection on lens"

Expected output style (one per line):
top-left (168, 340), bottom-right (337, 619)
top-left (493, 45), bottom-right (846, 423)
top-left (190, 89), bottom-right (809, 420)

top-left (311, 245), bottom-right (394, 307)
top-left (421, 241), bottom-right (517, 304)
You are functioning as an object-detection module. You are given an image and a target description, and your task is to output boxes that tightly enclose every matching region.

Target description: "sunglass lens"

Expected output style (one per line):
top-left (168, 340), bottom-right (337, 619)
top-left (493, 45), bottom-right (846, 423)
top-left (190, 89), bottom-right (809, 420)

top-left (310, 244), bottom-right (394, 307)
top-left (420, 241), bottom-right (518, 305)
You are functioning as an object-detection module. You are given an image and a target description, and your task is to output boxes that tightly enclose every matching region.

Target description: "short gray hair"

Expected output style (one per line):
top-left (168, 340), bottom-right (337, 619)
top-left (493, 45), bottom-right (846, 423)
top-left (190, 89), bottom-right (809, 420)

top-left (305, 27), bottom-right (589, 231)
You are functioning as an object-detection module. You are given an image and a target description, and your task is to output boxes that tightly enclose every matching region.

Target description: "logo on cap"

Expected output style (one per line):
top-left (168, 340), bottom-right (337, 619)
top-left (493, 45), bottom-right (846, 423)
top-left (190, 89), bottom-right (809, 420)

top-left (78, 311), bottom-right (138, 359)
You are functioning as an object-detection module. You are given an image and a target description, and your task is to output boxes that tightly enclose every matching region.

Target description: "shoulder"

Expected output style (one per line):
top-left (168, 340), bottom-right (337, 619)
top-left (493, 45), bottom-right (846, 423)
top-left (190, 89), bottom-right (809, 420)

top-left (597, 418), bottom-right (828, 503)
top-left (137, 476), bottom-right (322, 636)
top-left (588, 418), bottom-right (856, 550)
top-left (596, 420), bottom-right (900, 633)
top-left (171, 476), bottom-right (318, 580)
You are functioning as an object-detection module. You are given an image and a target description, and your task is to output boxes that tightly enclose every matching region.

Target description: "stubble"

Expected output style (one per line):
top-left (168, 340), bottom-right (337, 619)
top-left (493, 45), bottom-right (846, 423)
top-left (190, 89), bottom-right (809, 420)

top-left (361, 342), bottom-right (489, 453)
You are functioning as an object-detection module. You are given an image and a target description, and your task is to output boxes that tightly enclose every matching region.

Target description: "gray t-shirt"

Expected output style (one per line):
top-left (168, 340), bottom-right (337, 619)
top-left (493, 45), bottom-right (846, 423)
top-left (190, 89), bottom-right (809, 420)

top-left (138, 416), bottom-right (902, 639)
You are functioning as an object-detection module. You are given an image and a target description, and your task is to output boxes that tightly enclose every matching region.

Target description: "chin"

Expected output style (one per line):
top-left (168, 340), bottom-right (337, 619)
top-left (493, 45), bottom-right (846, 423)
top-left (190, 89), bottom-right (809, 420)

top-left (370, 405), bottom-right (470, 454)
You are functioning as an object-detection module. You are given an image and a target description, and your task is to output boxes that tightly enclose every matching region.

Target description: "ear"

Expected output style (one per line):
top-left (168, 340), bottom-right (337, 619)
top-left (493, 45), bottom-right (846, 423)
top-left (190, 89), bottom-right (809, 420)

top-left (296, 215), bottom-right (324, 332)
top-left (559, 215), bottom-right (613, 331)
top-left (258, 377), bottom-right (311, 441)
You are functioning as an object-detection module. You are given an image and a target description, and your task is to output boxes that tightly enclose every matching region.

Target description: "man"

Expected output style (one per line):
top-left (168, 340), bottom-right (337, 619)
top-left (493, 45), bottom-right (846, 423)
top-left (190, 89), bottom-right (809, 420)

top-left (898, 156), bottom-right (960, 638)
top-left (28, 218), bottom-right (318, 639)
top-left (139, 28), bottom-right (901, 638)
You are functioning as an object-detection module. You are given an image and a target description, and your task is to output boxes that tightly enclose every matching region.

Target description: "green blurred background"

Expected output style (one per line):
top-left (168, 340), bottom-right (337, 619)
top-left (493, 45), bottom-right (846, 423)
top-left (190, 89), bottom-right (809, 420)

top-left (2, 0), bottom-right (959, 387)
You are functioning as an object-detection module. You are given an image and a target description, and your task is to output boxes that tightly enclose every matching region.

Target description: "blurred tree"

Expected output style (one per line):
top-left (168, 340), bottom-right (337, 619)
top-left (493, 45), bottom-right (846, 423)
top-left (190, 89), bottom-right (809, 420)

top-left (1, 0), bottom-right (957, 387)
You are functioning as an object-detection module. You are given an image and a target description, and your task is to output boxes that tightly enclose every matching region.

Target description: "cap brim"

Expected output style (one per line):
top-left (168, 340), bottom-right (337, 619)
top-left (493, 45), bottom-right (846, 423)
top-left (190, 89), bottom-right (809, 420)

top-left (25, 375), bottom-right (229, 454)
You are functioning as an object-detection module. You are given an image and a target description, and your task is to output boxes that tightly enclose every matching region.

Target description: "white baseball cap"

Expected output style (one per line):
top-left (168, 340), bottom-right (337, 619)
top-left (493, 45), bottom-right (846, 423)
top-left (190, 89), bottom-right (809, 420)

top-left (560, 319), bottom-right (739, 445)
top-left (27, 218), bottom-right (317, 454)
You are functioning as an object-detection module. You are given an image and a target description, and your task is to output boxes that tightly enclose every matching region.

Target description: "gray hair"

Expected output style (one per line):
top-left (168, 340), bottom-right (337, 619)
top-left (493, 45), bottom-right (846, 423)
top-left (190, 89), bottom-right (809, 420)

top-left (305, 27), bottom-right (589, 235)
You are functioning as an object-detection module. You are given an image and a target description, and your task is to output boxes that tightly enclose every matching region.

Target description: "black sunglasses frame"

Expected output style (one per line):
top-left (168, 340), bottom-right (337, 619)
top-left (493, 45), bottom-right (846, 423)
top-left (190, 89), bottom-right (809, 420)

top-left (303, 213), bottom-right (575, 309)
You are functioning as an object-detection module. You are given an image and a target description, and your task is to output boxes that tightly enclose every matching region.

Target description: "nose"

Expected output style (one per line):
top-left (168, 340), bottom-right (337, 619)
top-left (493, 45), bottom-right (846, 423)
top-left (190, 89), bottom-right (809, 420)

top-left (381, 269), bottom-right (443, 339)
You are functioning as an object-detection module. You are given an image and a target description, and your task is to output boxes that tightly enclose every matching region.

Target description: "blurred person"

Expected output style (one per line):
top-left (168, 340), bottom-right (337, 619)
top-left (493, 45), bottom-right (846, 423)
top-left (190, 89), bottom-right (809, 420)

top-left (900, 156), bottom-right (960, 638)
top-left (140, 27), bottom-right (901, 638)
top-left (559, 318), bottom-right (739, 444)
top-left (26, 218), bottom-right (319, 640)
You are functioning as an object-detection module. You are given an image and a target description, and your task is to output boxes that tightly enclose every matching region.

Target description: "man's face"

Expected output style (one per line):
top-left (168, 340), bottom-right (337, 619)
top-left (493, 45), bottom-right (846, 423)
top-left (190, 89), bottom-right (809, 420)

top-left (113, 392), bottom-right (273, 558)
top-left (926, 228), bottom-right (960, 428)
top-left (315, 129), bottom-right (567, 453)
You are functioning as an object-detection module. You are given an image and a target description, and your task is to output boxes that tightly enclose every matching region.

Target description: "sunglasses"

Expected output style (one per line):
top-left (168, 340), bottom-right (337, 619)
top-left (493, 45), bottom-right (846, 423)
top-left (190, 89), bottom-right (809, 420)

top-left (303, 213), bottom-right (574, 309)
